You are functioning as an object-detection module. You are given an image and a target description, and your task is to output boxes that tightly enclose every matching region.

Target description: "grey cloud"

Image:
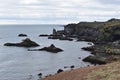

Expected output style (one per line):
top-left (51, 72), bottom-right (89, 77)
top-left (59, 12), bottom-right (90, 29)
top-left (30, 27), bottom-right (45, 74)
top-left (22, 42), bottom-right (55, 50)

top-left (96, 0), bottom-right (120, 5)
top-left (0, 0), bottom-right (120, 24)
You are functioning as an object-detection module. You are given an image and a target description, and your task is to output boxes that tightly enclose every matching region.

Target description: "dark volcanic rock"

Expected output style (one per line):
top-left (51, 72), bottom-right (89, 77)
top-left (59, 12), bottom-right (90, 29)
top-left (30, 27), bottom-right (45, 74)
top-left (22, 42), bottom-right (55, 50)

top-left (38, 73), bottom-right (42, 78)
top-left (18, 34), bottom-right (27, 37)
top-left (70, 65), bottom-right (75, 69)
top-left (48, 34), bottom-right (73, 41)
top-left (64, 18), bottom-right (120, 42)
top-left (83, 55), bottom-right (107, 64)
top-left (48, 35), bottom-right (62, 39)
top-left (81, 46), bottom-right (95, 52)
top-left (28, 44), bottom-right (63, 53)
top-left (4, 38), bottom-right (39, 47)
top-left (39, 44), bottom-right (63, 53)
top-left (57, 69), bottom-right (63, 73)
top-left (39, 34), bottom-right (49, 37)
top-left (59, 37), bottom-right (73, 41)
top-left (62, 18), bottom-right (120, 64)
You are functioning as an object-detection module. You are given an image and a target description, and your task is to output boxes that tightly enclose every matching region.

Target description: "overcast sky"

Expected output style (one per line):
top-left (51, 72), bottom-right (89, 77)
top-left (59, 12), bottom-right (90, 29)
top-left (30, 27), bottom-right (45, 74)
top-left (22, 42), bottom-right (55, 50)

top-left (0, 0), bottom-right (120, 24)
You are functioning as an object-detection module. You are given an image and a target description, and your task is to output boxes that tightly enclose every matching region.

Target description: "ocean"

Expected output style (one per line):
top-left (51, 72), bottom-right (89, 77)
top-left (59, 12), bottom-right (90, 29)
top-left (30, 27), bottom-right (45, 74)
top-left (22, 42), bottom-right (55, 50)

top-left (0, 25), bottom-right (91, 80)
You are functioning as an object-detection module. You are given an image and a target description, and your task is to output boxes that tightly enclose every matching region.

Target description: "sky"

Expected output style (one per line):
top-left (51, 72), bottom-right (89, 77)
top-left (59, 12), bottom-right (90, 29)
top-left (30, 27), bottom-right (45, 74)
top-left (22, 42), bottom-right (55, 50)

top-left (0, 0), bottom-right (120, 24)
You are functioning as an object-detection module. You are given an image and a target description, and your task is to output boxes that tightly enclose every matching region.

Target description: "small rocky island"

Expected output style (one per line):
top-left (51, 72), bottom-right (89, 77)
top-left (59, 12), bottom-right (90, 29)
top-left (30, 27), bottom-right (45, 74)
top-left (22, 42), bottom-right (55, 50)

top-left (39, 28), bottom-right (73, 41)
top-left (18, 34), bottom-right (27, 37)
top-left (28, 44), bottom-right (63, 53)
top-left (4, 38), bottom-right (39, 47)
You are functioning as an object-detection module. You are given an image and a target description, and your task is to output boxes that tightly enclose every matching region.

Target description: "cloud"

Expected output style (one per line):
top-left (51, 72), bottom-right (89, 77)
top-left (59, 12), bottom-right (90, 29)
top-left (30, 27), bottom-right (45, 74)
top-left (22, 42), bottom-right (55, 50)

top-left (0, 0), bottom-right (120, 24)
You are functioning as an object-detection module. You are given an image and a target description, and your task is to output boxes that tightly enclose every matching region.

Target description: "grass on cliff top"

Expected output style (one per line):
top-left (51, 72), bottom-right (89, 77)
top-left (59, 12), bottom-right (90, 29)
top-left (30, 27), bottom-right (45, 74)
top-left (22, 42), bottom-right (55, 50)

top-left (85, 61), bottom-right (120, 80)
top-left (78, 20), bottom-right (120, 28)
top-left (104, 21), bottom-right (120, 28)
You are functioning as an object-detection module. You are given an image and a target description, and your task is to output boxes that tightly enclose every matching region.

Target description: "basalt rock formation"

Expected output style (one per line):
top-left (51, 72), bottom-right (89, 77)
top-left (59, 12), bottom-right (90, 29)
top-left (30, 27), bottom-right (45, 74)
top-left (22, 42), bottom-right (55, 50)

top-left (4, 38), bottom-right (39, 47)
top-left (28, 44), bottom-right (63, 53)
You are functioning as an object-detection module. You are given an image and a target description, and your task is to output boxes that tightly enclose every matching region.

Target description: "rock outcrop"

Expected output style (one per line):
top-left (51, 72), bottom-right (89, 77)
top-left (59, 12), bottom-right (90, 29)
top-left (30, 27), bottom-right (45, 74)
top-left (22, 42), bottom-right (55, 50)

top-left (28, 44), bottom-right (63, 53)
top-left (83, 55), bottom-right (107, 64)
top-left (4, 38), bottom-right (39, 47)
top-left (47, 29), bottom-right (73, 41)
top-left (64, 18), bottom-right (120, 42)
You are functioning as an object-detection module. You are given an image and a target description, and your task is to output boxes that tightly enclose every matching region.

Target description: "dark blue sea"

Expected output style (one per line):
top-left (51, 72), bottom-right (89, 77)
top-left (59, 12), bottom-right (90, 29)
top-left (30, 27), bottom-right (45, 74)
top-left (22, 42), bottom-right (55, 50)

top-left (0, 25), bottom-right (91, 80)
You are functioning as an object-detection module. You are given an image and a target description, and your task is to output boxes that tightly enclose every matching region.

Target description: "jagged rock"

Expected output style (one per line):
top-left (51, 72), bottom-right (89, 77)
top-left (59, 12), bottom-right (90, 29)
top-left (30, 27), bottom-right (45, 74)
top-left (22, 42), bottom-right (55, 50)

top-left (40, 44), bottom-right (63, 53)
top-left (64, 18), bottom-right (120, 42)
top-left (4, 38), bottom-right (39, 47)
top-left (18, 34), bottom-right (27, 37)
top-left (53, 28), bottom-right (57, 35)
top-left (28, 44), bottom-right (63, 53)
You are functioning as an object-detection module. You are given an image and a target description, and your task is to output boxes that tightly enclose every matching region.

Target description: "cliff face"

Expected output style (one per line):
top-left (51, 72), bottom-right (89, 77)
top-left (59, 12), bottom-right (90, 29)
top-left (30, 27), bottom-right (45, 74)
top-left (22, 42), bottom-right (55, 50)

top-left (64, 18), bottom-right (120, 42)
top-left (64, 24), bottom-right (77, 35)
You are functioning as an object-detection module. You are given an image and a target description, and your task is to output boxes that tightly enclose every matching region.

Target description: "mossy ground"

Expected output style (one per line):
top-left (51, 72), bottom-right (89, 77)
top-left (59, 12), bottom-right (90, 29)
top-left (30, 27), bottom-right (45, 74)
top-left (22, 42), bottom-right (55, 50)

top-left (85, 61), bottom-right (120, 80)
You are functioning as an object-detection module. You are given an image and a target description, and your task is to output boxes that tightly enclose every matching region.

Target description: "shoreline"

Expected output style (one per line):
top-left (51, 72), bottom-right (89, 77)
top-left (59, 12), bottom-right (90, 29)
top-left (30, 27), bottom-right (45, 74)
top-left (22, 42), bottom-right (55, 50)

top-left (40, 18), bottom-right (120, 80)
top-left (41, 65), bottom-right (98, 80)
top-left (41, 61), bottom-right (120, 80)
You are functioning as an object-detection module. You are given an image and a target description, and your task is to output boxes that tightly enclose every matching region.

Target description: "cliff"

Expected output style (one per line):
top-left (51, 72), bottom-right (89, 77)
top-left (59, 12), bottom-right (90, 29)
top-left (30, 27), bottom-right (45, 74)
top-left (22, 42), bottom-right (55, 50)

top-left (41, 18), bottom-right (120, 80)
top-left (64, 18), bottom-right (120, 42)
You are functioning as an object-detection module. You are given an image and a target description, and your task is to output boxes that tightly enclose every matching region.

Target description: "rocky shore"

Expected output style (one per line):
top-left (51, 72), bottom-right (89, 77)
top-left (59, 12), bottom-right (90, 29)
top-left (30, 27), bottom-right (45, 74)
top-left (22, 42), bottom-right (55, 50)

top-left (46, 18), bottom-right (120, 64)
top-left (3, 18), bottom-right (120, 80)
top-left (41, 18), bottom-right (120, 80)
top-left (42, 61), bottom-right (120, 80)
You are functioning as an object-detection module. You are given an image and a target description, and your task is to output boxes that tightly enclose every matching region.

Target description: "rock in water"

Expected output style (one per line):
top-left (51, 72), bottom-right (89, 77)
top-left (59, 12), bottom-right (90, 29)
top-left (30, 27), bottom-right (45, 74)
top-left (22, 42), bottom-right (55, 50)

top-left (28, 44), bottom-right (63, 53)
top-left (39, 44), bottom-right (63, 53)
top-left (4, 38), bottom-right (39, 47)
top-left (18, 34), bottom-right (27, 37)
top-left (57, 69), bottom-right (63, 73)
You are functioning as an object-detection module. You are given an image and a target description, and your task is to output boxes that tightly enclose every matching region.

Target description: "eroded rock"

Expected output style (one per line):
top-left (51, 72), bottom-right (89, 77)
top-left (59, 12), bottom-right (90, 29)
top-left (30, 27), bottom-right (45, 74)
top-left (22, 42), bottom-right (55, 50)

top-left (4, 38), bottom-right (39, 47)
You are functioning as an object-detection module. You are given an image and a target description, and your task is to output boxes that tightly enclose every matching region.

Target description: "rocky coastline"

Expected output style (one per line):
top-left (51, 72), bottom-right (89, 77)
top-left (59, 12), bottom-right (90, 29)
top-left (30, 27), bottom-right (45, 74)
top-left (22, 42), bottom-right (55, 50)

top-left (46, 18), bottom-right (120, 64)
top-left (41, 18), bottom-right (120, 80)
top-left (3, 18), bottom-right (120, 80)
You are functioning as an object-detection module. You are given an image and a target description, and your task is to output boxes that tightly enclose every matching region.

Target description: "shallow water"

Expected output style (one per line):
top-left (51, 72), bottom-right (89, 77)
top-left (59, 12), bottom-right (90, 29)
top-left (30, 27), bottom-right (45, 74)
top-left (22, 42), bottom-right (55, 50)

top-left (0, 25), bottom-right (91, 80)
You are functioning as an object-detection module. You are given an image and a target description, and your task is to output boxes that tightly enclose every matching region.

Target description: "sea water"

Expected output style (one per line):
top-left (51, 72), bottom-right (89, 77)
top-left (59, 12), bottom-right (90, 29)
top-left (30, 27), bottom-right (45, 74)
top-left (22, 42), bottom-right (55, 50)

top-left (0, 25), bottom-right (91, 80)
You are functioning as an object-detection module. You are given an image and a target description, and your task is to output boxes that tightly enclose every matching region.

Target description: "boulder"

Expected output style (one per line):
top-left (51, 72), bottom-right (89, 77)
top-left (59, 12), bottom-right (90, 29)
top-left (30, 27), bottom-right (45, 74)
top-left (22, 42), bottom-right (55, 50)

top-left (57, 69), bottom-right (63, 73)
top-left (18, 34), bottom-right (27, 37)
top-left (70, 65), bottom-right (75, 69)
top-left (81, 46), bottom-right (95, 52)
top-left (4, 38), bottom-right (39, 47)
top-left (38, 73), bottom-right (42, 78)
top-left (82, 55), bottom-right (106, 64)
